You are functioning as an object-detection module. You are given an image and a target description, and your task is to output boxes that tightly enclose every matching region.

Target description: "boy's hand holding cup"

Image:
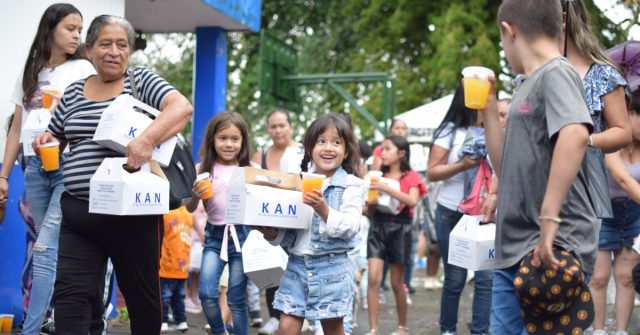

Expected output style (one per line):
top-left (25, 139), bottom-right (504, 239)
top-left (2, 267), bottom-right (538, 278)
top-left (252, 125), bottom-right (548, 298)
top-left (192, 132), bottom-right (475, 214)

top-left (462, 66), bottom-right (495, 110)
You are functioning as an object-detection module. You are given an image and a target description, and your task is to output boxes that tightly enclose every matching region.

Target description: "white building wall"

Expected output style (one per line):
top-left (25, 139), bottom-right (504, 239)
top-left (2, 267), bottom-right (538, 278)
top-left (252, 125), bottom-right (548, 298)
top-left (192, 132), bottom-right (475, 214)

top-left (0, 0), bottom-right (124, 162)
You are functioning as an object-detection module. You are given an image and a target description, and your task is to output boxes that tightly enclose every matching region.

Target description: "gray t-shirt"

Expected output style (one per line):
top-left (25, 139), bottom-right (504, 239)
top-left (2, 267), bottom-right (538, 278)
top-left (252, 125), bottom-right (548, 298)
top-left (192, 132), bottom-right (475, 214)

top-left (495, 57), bottom-right (597, 273)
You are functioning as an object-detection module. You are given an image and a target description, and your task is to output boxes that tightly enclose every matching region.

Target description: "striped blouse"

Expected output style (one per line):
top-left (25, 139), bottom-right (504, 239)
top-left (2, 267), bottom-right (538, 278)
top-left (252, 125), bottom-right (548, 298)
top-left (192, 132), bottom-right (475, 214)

top-left (47, 67), bottom-right (176, 200)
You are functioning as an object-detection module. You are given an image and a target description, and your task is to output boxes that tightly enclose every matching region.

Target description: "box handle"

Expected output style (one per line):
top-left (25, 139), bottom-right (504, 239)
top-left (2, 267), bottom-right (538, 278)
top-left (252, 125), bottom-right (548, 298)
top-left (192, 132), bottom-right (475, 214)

top-left (255, 174), bottom-right (282, 185)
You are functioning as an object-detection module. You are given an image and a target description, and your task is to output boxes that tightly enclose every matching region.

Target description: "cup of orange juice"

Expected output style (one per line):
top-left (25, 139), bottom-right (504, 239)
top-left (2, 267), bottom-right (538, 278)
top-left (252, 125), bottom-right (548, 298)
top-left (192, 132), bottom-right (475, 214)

top-left (38, 141), bottom-right (60, 172)
top-left (301, 172), bottom-right (326, 199)
top-left (196, 172), bottom-right (214, 200)
top-left (0, 314), bottom-right (14, 333)
top-left (367, 171), bottom-right (383, 202)
top-left (41, 86), bottom-right (62, 109)
top-left (461, 66), bottom-right (494, 110)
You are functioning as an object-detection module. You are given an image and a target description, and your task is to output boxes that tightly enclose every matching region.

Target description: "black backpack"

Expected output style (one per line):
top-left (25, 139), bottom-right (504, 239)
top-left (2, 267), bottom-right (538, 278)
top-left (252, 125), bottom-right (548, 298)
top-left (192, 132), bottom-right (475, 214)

top-left (128, 68), bottom-right (196, 209)
top-left (162, 138), bottom-right (197, 209)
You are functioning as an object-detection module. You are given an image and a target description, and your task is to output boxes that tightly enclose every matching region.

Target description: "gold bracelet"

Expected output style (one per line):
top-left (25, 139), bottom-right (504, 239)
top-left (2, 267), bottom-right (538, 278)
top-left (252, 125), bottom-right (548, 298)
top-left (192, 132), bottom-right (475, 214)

top-left (538, 216), bottom-right (562, 224)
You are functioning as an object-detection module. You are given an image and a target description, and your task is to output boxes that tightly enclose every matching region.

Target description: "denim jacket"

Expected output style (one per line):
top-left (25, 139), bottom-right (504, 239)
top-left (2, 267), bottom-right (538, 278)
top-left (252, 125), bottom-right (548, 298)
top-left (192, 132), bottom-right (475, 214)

top-left (276, 167), bottom-right (365, 254)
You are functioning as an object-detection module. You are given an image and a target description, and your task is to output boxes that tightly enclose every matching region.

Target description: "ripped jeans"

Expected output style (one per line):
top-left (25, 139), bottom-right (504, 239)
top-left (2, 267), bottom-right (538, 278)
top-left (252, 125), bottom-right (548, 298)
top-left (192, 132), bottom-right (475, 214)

top-left (21, 155), bottom-right (66, 335)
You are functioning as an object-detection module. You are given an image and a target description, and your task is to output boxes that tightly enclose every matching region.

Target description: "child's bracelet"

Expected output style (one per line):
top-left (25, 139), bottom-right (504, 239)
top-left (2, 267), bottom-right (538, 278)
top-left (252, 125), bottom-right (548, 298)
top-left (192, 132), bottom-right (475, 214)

top-left (538, 216), bottom-right (562, 224)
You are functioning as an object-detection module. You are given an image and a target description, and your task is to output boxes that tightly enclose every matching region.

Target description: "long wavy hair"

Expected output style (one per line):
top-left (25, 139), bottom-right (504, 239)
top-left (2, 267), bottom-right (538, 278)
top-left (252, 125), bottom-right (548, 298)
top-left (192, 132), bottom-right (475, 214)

top-left (300, 113), bottom-right (360, 177)
top-left (562, 0), bottom-right (619, 71)
top-left (22, 3), bottom-right (83, 106)
top-left (198, 111), bottom-right (252, 175)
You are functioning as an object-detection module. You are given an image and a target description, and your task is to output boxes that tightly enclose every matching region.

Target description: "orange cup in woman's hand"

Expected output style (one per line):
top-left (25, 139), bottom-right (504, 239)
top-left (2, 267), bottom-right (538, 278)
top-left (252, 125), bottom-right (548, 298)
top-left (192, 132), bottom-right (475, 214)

top-left (38, 141), bottom-right (60, 172)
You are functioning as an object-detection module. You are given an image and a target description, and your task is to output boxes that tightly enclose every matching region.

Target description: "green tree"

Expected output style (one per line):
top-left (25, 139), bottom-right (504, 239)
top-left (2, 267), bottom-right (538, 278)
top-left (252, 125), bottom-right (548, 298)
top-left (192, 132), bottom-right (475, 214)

top-left (137, 0), bottom-right (630, 145)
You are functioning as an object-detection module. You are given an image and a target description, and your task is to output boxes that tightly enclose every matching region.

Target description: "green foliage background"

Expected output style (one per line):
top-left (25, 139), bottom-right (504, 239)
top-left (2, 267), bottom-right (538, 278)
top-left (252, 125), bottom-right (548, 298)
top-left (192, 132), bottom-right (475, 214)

top-left (133, 0), bottom-right (631, 147)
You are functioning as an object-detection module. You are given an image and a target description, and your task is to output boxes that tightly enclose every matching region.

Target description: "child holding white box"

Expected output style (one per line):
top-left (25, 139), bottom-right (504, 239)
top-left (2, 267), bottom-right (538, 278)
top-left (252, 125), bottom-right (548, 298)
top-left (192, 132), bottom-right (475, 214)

top-left (185, 111), bottom-right (253, 335)
top-left (256, 113), bottom-right (365, 335)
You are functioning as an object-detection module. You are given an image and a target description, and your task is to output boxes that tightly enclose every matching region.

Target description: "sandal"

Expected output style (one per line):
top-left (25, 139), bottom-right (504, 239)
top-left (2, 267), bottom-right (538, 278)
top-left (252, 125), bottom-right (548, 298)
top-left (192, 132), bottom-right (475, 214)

top-left (389, 325), bottom-right (409, 335)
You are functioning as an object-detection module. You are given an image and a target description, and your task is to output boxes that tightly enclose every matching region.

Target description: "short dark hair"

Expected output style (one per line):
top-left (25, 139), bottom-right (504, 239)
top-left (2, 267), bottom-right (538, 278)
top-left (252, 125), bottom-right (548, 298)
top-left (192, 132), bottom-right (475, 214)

top-left (498, 0), bottom-right (563, 40)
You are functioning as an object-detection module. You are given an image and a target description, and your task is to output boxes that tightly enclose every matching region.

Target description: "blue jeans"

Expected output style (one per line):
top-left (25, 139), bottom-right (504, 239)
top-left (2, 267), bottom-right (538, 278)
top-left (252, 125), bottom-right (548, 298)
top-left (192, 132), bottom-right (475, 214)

top-left (22, 155), bottom-right (66, 335)
top-left (490, 266), bottom-right (528, 335)
top-left (199, 224), bottom-right (249, 335)
top-left (435, 204), bottom-right (493, 334)
top-left (161, 278), bottom-right (187, 323)
top-left (600, 197), bottom-right (640, 249)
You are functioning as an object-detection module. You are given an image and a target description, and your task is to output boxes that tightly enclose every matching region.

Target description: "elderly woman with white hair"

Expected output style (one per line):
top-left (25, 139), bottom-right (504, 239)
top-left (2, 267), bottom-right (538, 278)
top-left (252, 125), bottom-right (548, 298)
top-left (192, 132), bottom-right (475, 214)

top-left (33, 15), bottom-right (193, 334)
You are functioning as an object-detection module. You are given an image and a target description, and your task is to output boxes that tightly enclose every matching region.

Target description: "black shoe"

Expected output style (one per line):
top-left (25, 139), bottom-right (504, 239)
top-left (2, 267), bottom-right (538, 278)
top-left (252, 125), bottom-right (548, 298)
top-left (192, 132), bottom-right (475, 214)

top-left (40, 318), bottom-right (56, 335)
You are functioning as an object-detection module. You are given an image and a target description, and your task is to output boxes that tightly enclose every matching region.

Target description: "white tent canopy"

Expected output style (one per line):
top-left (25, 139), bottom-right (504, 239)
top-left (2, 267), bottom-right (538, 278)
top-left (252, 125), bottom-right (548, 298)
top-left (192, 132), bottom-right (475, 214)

top-left (392, 94), bottom-right (453, 143)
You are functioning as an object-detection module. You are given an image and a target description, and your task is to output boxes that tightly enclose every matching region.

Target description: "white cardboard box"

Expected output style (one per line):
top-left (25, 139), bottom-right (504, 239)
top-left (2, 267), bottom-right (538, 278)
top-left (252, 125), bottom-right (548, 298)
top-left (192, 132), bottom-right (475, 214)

top-left (89, 157), bottom-right (169, 215)
top-left (448, 215), bottom-right (497, 271)
top-left (242, 230), bottom-right (288, 290)
top-left (20, 109), bottom-right (51, 156)
top-left (92, 94), bottom-right (177, 166)
top-left (376, 177), bottom-right (402, 214)
top-left (225, 167), bottom-right (313, 229)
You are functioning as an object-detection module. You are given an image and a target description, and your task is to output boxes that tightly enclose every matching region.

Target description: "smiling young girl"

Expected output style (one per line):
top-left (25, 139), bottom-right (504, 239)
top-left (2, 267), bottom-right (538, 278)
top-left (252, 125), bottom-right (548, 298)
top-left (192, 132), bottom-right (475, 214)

top-left (186, 111), bottom-right (253, 335)
top-left (366, 135), bottom-right (426, 335)
top-left (258, 113), bottom-right (364, 335)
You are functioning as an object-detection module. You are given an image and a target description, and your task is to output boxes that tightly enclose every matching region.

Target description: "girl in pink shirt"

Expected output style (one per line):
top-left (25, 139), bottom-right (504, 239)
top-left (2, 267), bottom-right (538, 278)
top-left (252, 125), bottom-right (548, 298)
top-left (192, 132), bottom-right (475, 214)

top-left (186, 111), bottom-right (253, 335)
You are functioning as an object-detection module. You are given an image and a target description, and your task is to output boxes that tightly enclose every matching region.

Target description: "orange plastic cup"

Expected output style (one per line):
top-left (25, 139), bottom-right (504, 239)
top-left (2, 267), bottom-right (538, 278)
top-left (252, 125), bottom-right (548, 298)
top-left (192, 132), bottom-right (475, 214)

top-left (367, 171), bottom-right (383, 202)
top-left (41, 87), bottom-right (62, 109)
top-left (196, 172), bottom-right (214, 200)
top-left (301, 172), bottom-right (326, 199)
top-left (461, 66), bottom-right (494, 110)
top-left (38, 142), bottom-right (60, 172)
top-left (0, 314), bottom-right (13, 333)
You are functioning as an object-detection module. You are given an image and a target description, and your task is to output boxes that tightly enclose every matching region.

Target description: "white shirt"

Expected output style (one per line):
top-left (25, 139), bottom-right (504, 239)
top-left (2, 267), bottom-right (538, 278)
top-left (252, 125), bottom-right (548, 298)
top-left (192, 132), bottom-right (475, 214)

top-left (432, 123), bottom-right (468, 211)
top-left (10, 59), bottom-right (95, 127)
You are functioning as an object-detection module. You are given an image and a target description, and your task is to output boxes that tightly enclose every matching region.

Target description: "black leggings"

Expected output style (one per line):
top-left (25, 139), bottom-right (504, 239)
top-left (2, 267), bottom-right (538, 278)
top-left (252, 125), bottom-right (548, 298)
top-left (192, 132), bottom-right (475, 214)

top-left (266, 286), bottom-right (280, 319)
top-left (54, 192), bottom-right (163, 335)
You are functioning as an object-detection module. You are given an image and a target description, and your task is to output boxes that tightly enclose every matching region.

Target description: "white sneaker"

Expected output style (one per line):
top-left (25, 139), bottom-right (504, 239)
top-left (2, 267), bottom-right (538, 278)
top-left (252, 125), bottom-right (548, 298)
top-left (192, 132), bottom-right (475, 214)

top-left (592, 330), bottom-right (607, 335)
top-left (614, 331), bottom-right (629, 335)
top-left (161, 322), bottom-right (170, 332)
top-left (442, 332), bottom-right (455, 335)
top-left (175, 321), bottom-right (189, 332)
top-left (424, 277), bottom-right (443, 290)
top-left (251, 316), bottom-right (264, 327)
top-left (258, 317), bottom-right (279, 335)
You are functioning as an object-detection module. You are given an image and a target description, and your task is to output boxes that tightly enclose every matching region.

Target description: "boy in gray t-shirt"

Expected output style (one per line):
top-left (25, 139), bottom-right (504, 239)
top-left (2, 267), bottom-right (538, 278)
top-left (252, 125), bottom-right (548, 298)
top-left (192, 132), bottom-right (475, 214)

top-left (483, 0), bottom-right (597, 333)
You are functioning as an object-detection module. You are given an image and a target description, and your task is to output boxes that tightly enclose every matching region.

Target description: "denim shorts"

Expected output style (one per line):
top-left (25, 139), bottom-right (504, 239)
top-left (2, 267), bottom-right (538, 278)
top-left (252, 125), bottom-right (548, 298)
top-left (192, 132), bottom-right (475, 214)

top-left (273, 252), bottom-right (352, 320)
top-left (599, 197), bottom-right (640, 250)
